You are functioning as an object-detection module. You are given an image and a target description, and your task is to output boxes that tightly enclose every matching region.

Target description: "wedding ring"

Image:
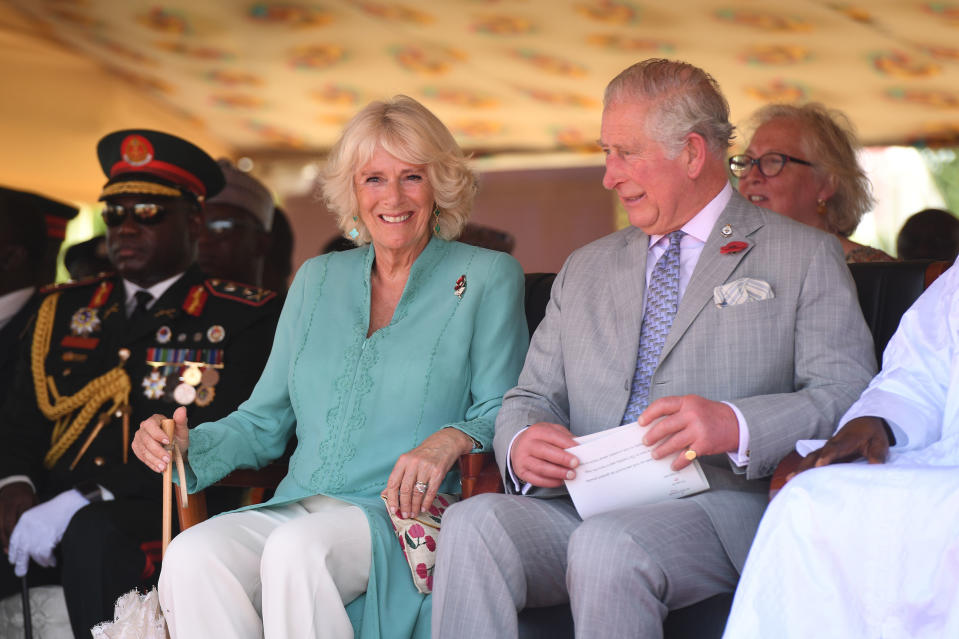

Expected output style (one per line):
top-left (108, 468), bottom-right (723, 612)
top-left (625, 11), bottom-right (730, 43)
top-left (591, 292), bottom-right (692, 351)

top-left (684, 449), bottom-right (697, 461)
top-left (414, 481), bottom-right (429, 493)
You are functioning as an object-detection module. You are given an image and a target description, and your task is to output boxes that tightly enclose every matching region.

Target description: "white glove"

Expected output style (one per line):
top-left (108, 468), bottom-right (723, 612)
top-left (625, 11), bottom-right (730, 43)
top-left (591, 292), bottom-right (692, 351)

top-left (7, 488), bottom-right (89, 577)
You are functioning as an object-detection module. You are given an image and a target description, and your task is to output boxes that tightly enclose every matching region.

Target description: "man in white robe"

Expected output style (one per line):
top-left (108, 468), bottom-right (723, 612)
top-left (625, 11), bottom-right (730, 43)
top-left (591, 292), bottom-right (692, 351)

top-left (723, 261), bottom-right (959, 639)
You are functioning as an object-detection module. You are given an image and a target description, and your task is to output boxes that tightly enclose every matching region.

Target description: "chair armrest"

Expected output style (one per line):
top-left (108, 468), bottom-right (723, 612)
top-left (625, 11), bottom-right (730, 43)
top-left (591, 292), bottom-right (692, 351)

top-left (926, 260), bottom-right (952, 288)
top-left (175, 460), bottom-right (290, 531)
top-left (769, 450), bottom-right (802, 500)
top-left (459, 452), bottom-right (505, 499)
top-left (176, 486), bottom-right (207, 531)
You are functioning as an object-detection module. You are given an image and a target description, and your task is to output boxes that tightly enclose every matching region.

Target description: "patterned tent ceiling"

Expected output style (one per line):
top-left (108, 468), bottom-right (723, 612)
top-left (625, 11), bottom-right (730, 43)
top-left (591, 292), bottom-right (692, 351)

top-left (7, 0), bottom-right (959, 158)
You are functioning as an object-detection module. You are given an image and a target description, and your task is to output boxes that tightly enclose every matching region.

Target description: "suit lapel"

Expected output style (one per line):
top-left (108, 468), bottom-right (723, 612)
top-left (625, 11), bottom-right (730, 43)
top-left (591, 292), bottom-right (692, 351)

top-left (609, 227), bottom-right (649, 373)
top-left (659, 194), bottom-right (764, 364)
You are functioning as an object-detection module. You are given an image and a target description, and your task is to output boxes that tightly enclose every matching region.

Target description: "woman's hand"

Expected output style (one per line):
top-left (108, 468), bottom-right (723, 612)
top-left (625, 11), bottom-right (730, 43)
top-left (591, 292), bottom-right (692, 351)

top-left (384, 428), bottom-right (474, 519)
top-left (133, 406), bottom-right (190, 473)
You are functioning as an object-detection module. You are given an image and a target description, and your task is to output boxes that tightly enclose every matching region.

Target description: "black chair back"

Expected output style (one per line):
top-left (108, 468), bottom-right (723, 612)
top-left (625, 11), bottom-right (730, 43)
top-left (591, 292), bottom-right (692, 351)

top-left (848, 260), bottom-right (937, 363)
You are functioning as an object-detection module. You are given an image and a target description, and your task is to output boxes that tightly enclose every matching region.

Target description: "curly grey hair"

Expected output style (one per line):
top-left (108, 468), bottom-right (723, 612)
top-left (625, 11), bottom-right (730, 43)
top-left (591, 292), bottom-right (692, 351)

top-left (748, 102), bottom-right (875, 237)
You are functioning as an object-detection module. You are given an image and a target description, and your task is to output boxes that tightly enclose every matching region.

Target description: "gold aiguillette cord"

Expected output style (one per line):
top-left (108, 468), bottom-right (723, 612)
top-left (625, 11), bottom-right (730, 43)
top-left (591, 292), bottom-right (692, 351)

top-left (69, 412), bottom-right (109, 470)
top-left (121, 405), bottom-right (131, 464)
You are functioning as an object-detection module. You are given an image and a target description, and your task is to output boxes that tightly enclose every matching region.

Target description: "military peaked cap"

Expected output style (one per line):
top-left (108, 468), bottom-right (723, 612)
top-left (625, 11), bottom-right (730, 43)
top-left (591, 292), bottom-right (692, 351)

top-left (97, 129), bottom-right (225, 202)
top-left (0, 185), bottom-right (78, 239)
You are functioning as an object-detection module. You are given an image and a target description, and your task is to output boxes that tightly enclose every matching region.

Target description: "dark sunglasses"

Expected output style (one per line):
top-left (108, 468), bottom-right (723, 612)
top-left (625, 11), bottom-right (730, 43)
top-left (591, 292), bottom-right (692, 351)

top-left (728, 152), bottom-right (813, 179)
top-left (101, 202), bottom-right (167, 227)
top-left (204, 218), bottom-right (264, 235)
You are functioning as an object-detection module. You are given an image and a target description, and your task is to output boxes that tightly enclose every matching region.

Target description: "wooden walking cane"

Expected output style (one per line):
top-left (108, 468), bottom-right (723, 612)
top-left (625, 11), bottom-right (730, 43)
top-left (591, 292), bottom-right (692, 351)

top-left (161, 418), bottom-right (189, 557)
top-left (162, 419), bottom-right (175, 555)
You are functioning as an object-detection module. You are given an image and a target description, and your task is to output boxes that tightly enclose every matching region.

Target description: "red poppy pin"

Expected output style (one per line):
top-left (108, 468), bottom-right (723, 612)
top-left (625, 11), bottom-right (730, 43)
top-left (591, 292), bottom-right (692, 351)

top-left (454, 275), bottom-right (466, 299)
top-left (720, 241), bottom-right (749, 255)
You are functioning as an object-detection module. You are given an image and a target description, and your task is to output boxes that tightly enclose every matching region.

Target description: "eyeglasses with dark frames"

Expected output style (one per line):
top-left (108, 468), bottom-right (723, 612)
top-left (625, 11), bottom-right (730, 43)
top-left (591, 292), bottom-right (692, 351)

top-left (101, 202), bottom-right (167, 227)
top-left (728, 152), bottom-right (814, 179)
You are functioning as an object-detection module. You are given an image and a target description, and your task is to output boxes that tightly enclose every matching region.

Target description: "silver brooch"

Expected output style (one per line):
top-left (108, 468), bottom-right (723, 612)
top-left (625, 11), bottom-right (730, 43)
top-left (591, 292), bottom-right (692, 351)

top-left (454, 275), bottom-right (466, 299)
top-left (720, 224), bottom-right (733, 238)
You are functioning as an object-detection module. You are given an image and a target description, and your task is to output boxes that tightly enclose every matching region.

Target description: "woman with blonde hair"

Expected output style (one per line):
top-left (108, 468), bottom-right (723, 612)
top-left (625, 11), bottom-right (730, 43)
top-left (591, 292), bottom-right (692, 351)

top-left (732, 102), bottom-right (893, 262)
top-left (132, 95), bottom-right (529, 638)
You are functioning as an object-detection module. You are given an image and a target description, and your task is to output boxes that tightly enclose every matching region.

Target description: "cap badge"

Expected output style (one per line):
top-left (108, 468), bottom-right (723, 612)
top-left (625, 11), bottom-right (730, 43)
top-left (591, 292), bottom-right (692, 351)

top-left (121, 134), bottom-right (154, 167)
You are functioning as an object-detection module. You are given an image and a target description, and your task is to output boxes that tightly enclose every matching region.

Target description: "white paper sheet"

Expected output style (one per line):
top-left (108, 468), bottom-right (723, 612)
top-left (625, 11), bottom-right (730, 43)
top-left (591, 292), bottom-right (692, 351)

top-left (563, 422), bottom-right (710, 519)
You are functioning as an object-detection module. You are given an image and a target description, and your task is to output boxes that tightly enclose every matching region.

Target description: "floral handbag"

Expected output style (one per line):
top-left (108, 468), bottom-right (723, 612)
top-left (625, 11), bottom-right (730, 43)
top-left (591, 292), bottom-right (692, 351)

top-left (381, 493), bottom-right (460, 594)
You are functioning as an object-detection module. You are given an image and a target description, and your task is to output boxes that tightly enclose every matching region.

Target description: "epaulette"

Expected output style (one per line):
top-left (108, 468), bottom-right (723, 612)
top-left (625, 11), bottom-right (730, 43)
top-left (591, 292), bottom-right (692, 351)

top-left (203, 278), bottom-right (277, 307)
top-left (39, 272), bottom-right (116, 294)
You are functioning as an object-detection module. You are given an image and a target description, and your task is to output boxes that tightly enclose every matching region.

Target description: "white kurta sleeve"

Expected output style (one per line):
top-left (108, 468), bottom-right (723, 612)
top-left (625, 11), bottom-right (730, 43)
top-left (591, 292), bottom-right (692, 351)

top-left (838, 262), bottom-right (959, 451)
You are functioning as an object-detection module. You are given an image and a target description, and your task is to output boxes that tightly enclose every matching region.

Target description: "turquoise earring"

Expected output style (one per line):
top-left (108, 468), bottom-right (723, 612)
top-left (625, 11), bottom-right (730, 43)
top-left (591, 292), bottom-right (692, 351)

top-left (433, 207), bottom-right (441, 234)
top-left (349, 215), bottom-right (359, 240)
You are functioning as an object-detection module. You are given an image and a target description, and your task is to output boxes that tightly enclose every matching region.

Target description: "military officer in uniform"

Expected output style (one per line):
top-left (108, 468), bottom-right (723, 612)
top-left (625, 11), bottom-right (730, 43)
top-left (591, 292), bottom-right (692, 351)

top-left (0, 187), bottom-right (79, 395)
top-left (0, 129), bottom-right (282, 637)
top-left (198, 158), bottom-right (274, 287)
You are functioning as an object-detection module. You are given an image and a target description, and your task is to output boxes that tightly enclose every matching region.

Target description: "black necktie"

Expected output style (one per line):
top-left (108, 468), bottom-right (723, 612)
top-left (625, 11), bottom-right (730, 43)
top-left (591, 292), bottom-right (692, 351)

top-left (129, 290), bottom-right (154, 323)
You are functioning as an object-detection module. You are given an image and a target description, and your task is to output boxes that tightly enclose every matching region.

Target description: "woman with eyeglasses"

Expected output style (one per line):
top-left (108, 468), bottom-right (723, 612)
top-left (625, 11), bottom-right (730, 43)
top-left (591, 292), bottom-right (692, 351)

top-left (730, 103), bottom-right (893, 263)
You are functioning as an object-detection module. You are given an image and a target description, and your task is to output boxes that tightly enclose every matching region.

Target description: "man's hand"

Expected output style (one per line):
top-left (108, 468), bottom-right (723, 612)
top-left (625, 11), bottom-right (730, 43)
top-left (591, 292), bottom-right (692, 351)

top-left (791, 416), bottom-right (891, 479)
top-left (7, 488), bottom-right (89, 577)
top-left (0, 482), bottom-right (36, 553)
top-left (640, 395), bottom-right (740, 471)
top-left (510, 422), bottom-right (579, 488)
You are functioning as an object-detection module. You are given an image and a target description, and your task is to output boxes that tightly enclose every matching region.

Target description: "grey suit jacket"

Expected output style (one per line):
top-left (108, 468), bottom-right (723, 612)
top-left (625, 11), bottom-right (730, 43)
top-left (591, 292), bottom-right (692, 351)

top-left (493, 191), bottom-right (876, 570)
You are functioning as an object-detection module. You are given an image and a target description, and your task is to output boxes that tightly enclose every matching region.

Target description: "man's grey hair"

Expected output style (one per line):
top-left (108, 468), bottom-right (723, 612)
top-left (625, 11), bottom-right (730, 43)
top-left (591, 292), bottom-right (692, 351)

top-left (604, 58), bottom-right (735, 158)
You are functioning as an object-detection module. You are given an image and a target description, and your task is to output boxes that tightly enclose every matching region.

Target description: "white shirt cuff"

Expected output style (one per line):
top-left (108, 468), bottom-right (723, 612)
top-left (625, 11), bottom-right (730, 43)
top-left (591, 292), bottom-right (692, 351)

top-left (506, 428), bottom-right (533, 495)
top-left (0, 475), bottom-right (35, 493)
top-left (723, 401), bottom-right (750, 468)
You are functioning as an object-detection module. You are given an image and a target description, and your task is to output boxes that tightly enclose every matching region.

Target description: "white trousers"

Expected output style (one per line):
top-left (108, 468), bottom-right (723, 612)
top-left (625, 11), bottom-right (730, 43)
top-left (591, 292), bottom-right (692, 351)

top-left (159, 494), bottom-right (372, 639)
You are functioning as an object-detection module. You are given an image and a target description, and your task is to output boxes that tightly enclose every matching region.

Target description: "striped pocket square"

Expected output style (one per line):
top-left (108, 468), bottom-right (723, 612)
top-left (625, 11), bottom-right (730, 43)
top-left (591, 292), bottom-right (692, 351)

top-left (713, 278), bottom-right (774, 308)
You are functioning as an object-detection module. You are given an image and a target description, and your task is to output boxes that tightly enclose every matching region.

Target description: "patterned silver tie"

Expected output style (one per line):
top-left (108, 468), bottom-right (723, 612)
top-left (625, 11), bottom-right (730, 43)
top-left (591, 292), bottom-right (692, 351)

top-left (622, 230), bottom-right (684, 424)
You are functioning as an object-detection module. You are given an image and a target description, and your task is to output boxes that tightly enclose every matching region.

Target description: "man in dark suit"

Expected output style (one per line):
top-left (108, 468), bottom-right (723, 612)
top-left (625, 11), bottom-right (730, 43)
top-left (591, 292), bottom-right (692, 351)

top-left (0, 129), bottom-right (282, 637)
top-left (432, 59), bottom-right (877, 638)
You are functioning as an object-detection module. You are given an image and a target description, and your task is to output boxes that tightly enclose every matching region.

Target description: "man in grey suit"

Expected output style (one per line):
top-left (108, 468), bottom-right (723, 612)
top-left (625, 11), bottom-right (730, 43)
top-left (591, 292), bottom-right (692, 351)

top-left (431, 58), bottom-right (877, 638)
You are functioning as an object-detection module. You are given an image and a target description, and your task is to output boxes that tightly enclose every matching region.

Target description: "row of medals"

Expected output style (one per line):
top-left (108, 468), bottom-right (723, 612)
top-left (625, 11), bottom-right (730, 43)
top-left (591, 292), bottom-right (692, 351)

top-left (143, 363), bottom-right (220, 407)
top-left (142, 325), bottom-right (225, 407)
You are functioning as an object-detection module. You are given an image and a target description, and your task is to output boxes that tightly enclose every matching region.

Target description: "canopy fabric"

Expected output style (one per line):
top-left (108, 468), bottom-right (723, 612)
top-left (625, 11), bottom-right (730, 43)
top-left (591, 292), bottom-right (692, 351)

top-left (5, 0), bottom-right (959, 168)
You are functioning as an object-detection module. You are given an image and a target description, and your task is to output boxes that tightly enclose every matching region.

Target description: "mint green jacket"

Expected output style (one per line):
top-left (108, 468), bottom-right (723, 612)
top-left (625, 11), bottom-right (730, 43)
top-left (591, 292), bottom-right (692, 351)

top-left (185, 237), bottom-right (529, 638)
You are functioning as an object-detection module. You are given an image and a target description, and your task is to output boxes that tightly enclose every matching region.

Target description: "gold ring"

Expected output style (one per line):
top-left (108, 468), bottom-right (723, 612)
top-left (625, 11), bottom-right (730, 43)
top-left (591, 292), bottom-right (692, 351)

top-left (684, 449), bottom-right (697, 461)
